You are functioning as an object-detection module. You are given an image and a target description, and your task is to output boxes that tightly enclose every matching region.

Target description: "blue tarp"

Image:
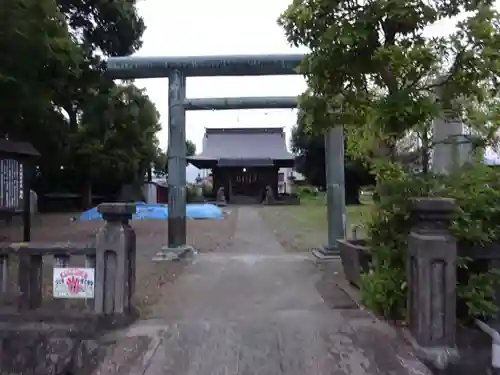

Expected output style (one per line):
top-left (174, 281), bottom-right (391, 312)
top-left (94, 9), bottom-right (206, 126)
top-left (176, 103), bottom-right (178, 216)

top-left (78, 202), bottom-right (224, 221)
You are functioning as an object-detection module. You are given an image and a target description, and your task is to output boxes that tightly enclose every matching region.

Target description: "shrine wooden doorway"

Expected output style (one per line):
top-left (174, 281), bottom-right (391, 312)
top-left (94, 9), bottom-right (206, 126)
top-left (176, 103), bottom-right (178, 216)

top-left (230, 168), bottom-right (261, 197)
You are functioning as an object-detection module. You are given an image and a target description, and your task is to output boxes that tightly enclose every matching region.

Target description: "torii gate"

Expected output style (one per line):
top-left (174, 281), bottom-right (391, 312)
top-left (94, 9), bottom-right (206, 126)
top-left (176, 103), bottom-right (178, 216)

top-left (106, 54), bottom-right (345, 259)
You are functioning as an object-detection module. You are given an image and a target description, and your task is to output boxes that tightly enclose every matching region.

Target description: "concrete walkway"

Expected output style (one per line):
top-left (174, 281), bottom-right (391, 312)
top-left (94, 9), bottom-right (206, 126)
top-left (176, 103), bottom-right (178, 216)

top-left (104, 207), bottom-right (431, 375)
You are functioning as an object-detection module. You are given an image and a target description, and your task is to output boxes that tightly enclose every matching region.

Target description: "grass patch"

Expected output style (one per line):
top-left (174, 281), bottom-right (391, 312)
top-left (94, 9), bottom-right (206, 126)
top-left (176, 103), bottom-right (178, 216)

top-left (260, 193), bottom-right (373, 252)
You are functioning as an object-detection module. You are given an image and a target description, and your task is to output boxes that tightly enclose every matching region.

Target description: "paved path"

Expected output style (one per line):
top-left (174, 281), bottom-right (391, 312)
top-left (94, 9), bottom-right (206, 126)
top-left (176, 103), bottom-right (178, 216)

top-left (107, 207), bottom-right (430, 375)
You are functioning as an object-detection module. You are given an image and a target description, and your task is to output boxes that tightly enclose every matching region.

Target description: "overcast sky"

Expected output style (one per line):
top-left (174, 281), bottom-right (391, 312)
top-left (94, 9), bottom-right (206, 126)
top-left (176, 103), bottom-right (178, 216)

top-left (134, 0), bottom-right (307, 154)
top-left (132, 0), bottom-right (499, 169)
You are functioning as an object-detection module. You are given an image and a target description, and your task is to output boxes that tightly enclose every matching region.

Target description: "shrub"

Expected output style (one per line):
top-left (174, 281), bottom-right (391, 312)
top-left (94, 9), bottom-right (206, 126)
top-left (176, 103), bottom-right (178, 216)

top-left (201, 183), bottom-right (214, 199)
top-left (361, 162), bottom-right (500, 321)
top-left (186, 185), bottom-right (202, 203)
top-left (295, 185), bottom-right (319, 198)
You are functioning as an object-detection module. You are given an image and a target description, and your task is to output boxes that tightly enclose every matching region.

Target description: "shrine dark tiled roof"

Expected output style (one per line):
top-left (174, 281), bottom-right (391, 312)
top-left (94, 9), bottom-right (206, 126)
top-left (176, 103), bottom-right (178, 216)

top-left (190, 127), bottom-right (294, 161)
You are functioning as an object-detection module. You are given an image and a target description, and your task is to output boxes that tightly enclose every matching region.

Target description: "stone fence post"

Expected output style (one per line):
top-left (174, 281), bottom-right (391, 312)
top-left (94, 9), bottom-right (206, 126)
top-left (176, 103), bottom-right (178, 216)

top-left (407, 197), bottom-right (459, 369)
top-left (94, 203), bottom-right (136, 317)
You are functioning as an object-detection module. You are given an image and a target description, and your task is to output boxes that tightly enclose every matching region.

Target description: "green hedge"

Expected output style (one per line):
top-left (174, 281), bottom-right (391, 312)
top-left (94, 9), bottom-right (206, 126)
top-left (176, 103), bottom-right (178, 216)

top-left (361, 162), bottom-right (500, 321)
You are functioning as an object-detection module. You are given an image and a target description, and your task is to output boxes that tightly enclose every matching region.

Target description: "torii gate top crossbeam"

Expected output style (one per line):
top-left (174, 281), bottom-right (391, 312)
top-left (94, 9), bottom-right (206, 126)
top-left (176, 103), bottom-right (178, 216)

top-left (106, 54), bottom-right (305, 79)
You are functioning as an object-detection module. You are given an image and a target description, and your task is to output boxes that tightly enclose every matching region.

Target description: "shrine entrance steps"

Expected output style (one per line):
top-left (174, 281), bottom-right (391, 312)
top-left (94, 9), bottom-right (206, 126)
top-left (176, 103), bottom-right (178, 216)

top-left (228, 194), bottom-right (262, 205)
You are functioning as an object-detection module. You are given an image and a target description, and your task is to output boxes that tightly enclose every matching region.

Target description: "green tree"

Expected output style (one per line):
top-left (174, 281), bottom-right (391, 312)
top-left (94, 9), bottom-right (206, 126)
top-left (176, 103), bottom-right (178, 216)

top-left (154, 140), bottom-right (197, 178)
top-left (186, 140), bottom-right (196, 159)
top-left (70, 83), bottom-right (161, 207)
top-left (279, 0), bottom-right (500, 161)
top-left (291, 102), bottom-right (325, 188)
top-left (0, 0), bottom-right (85, 202)
top-left (0, 0), bottom-right (80, 140)
top-left (53, 0), bottom-right (147, 203)
top-left (292, 104), bottom-right (374, 204)
top-left (0, 0), bottom-right (154, 208)
top-left (56, 0), bottom-right (145, 131)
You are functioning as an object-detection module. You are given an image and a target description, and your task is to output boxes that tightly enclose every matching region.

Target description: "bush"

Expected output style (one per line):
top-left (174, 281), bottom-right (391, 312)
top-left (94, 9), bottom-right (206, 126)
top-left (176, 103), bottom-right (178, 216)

top-left (295, 185), bottom-right (319, 198)
top-left (186, 185), bottom-right (203, 203)
top-left (361, 162), bottom-right (500, 321)
top-left (201, 183), bottom-right (214, 199)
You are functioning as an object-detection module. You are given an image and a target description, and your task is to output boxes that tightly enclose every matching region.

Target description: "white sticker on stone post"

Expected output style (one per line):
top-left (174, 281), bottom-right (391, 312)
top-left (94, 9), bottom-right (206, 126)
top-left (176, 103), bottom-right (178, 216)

top-left (53, 267), bottom-right (95, 299)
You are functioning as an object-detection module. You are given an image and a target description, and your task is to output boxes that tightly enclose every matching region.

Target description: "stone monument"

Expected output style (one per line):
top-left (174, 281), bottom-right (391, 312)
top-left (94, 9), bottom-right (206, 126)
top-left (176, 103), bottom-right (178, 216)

top-left (216, 187), bottom-right (226, 206)
top-left (263, 185), bottom-right (275, 205)
top-left (432, 76), bottom-right (473, 174)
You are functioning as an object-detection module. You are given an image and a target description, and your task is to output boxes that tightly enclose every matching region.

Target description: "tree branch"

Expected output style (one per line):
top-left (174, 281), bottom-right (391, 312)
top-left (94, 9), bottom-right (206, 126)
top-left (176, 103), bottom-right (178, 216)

top-left (420, 46), bottom-right (473, 92)
top-left (378, 20), bottom-right (398, 93)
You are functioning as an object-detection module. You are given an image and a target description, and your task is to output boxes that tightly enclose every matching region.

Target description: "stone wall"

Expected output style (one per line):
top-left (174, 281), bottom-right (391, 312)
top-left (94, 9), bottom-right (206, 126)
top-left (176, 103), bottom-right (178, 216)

top-left (0, 322), bottom-right (106, 375)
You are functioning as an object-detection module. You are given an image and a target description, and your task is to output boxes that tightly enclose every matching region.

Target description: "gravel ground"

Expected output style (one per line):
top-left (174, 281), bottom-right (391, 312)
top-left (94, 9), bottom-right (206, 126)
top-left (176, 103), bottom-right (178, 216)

top-left (0, 208), bottom-right (238, 317)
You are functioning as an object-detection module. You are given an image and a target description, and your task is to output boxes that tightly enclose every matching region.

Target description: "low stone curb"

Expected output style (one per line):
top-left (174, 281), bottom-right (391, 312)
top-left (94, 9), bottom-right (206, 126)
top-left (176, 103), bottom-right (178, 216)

top-left (152, 245), bottom-right (196, 262)
top-left (311, 247), bottom-right (340, 262)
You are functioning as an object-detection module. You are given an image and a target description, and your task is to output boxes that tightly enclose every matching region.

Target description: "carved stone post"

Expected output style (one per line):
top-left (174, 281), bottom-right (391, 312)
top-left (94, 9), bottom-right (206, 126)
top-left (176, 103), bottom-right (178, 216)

top-left (407, 197), bottom-right (459, 369)
top-left (216, 187), bottom-right (226, 207)
top-left (94, 203), bottom-right (136, 316)
top-left (263, 185), bottom-right (275, 205)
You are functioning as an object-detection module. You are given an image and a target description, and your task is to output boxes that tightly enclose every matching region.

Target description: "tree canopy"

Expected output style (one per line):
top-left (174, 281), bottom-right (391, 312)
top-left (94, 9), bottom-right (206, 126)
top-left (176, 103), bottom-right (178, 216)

top-left (291, 95), bottom-right (374, 204)
top-left (279, 0), bottom-right (500, 162)
top-left (154, 140), bottom-right (197, 179)
top-left (0, 0), bottom-right (80, 138)
top-left (0, 0), bottom-right (188, 208)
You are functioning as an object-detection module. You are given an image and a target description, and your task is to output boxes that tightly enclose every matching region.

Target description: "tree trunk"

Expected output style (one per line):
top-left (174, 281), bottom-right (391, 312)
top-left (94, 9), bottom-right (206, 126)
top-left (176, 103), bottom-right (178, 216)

top-left (421, 131), bottom-right (430, 174)
top-left (82, 180), bottom-right (92, 210)
top-left (388, 144), bottom-right (397, 162)
top-left (374, 138), bottom-right (397, 161)
top-left (345, 184), bottom-right (361, 205)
